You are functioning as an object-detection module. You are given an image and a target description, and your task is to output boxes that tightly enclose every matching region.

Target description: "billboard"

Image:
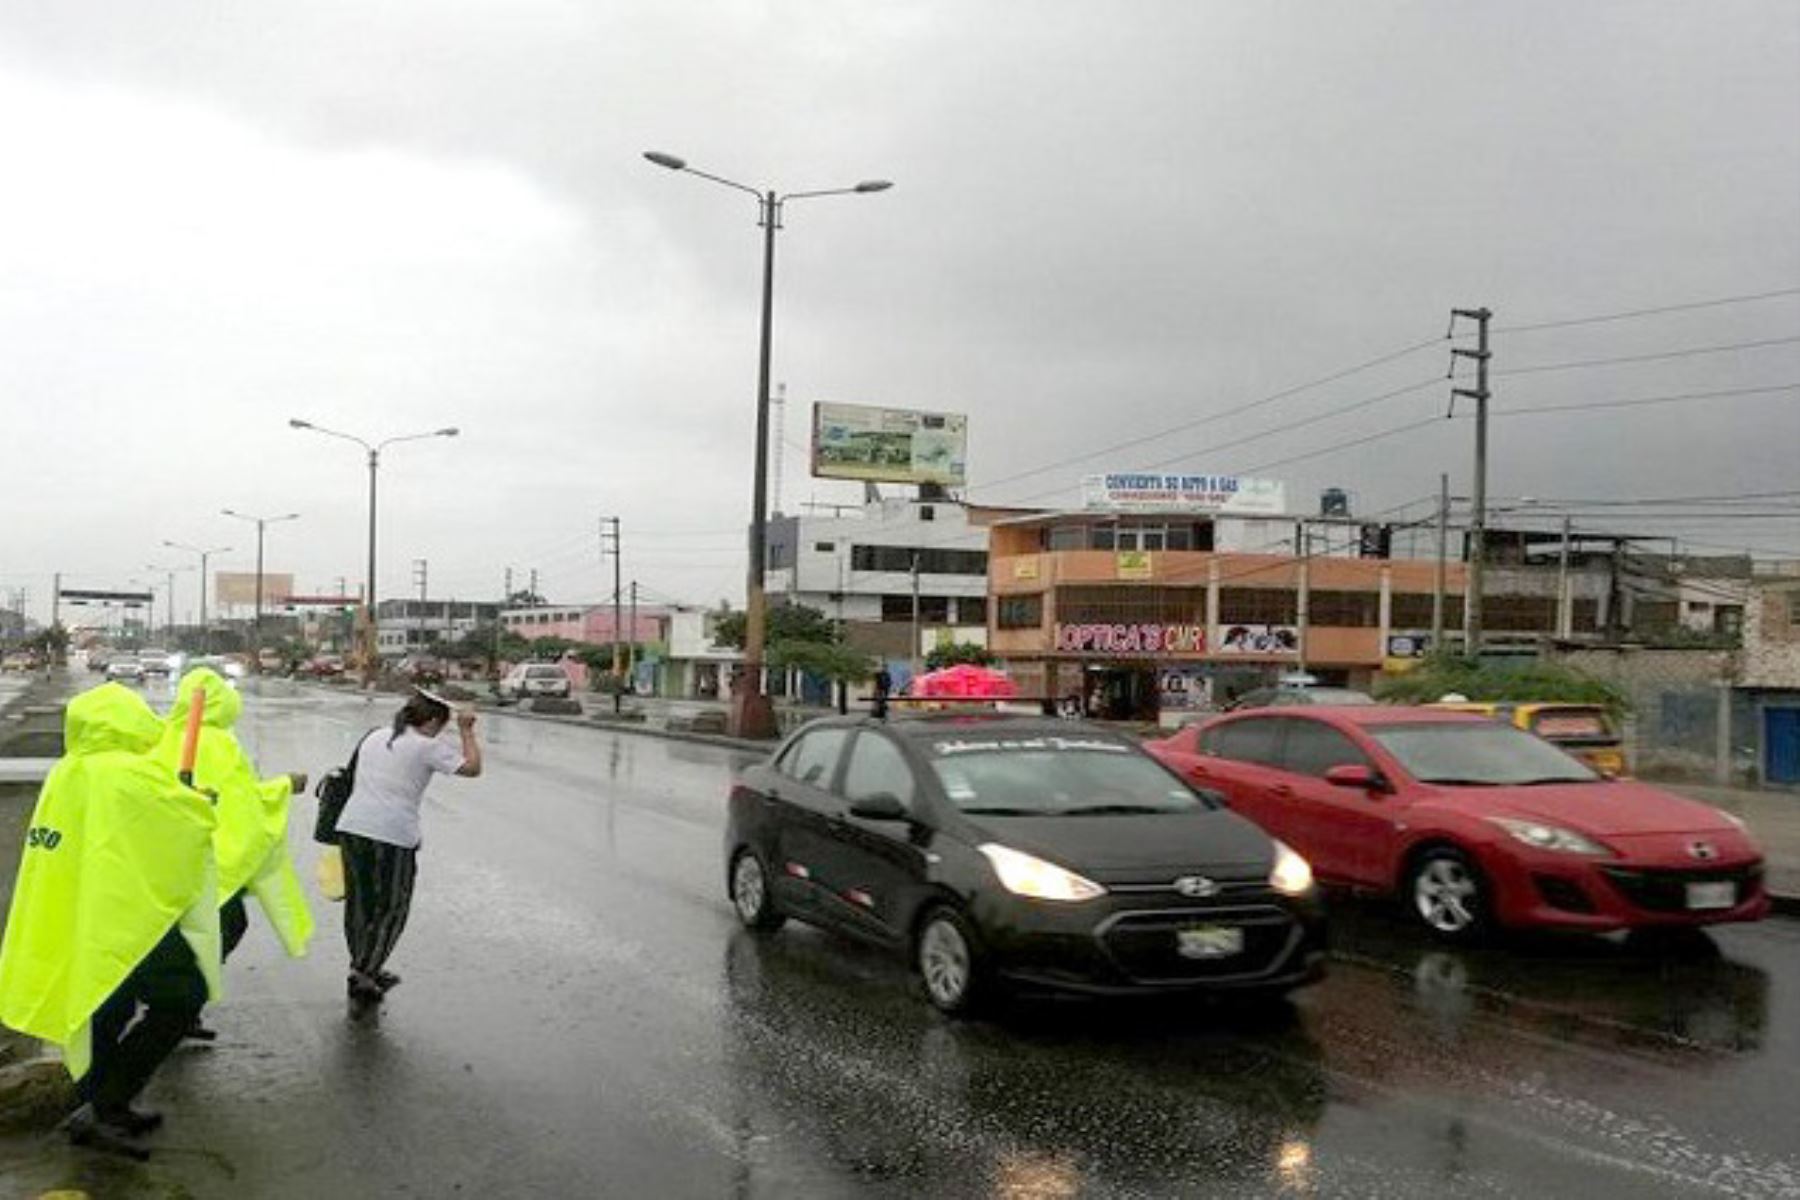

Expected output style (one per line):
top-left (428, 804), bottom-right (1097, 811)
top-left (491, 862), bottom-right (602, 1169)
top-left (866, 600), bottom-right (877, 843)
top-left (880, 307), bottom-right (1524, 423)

top-left (1081, 474), bottom-right (1286, 514)
top-left (215, 572), bottom-right (294, 607)
top-left (812, 403), bottom-right (967, 486)
top-left (1214, 623), bottom-right (1300, 655)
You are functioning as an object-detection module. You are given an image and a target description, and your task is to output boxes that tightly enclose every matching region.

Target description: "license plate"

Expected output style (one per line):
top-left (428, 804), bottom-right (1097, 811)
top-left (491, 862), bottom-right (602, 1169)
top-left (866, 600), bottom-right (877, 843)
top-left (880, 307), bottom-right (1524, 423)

top-left (1686, 882), bottom-right (1735, 910)
top-left (1176, 925), bottom-right (1244, 959)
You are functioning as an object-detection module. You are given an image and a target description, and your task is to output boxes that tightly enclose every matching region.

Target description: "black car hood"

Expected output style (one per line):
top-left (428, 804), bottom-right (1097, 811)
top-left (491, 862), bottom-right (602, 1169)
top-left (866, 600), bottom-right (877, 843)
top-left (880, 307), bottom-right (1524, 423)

top-left (966, 809), bottom-right (1274, 882)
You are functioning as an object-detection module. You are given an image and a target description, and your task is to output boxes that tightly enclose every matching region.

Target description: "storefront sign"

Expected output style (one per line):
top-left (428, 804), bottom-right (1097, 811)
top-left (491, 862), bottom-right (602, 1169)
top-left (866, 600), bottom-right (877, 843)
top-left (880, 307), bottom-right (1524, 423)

top-left (1054, 623), bottom-right (1206, 655)
top-left (1215, 624), bottom-right (1300, 655)
top-left (1115, 551), bottom-right (1154, 580)
top-left (1385, 633), bottom-right (1431, 659)
top-left (1159, 666), bottom-right (1212, 710)
top-left (1081, 473), bottom-right (1286, 514)
top-left (1012, 557), bottom-right (1040, 581)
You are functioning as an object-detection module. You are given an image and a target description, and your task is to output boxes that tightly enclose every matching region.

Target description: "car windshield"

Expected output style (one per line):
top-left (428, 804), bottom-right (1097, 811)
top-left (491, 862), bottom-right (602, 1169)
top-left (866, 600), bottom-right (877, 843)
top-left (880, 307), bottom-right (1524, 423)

top-left (526, 667), bottom-right (564, 678)
top-left (1290, 688), bottom-right (1374, 706)
top-left (1372, 722), bottom-right (1599, 786)
top-left (923, 734), bottom-right (1211, 816)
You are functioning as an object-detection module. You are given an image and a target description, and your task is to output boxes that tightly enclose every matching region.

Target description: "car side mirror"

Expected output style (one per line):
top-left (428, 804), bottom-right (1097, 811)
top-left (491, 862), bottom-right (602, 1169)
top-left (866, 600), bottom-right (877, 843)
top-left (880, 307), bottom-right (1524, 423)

top-left (1325, 764), bottom-right (1388, 793)
top-left (848, 793), bottom-right (909, 821)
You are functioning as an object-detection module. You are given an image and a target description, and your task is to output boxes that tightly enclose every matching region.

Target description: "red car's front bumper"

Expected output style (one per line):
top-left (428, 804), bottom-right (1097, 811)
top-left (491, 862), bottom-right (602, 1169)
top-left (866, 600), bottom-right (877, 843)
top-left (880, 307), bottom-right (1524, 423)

top-left (1481, 846), bottom-right (1770, 932)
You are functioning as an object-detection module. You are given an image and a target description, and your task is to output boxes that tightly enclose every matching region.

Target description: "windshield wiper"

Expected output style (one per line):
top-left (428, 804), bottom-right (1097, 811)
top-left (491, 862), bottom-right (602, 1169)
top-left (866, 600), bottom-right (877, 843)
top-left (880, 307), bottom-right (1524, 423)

top-left (1061, 804), bottom-right (1171, 816)
top-left (1512, 777), bottom-right (1596, 786)
top-left (960, 806), bottom-right (1042, 816)
top-left (1419, 778), bottom-right (1502, 787)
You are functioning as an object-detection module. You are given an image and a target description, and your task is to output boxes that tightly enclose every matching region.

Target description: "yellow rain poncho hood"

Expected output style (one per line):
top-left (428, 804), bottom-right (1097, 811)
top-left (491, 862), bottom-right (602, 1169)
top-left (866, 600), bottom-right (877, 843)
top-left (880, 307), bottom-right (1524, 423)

top-left (153, 668), bottom-right (313, 958)
top-left (0, 683), bottom-right (221, 1079)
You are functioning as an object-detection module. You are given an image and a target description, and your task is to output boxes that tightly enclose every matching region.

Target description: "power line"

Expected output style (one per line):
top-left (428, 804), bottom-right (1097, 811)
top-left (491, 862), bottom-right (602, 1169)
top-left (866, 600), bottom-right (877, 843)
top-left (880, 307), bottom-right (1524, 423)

top-left (1490, 334), bottom-right (1800, 378)
top-left (1493, 286), bottom-right (1800, 334)
top-left (1486, 381), bottom-right (1800, 419)
top-left (969, 332), bottom-right (1447, 495)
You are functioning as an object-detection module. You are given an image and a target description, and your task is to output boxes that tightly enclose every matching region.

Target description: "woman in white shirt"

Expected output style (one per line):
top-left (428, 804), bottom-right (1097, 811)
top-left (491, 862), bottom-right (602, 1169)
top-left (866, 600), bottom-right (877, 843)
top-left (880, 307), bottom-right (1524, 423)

top-left (334, 689), bottom-right (482, 1004)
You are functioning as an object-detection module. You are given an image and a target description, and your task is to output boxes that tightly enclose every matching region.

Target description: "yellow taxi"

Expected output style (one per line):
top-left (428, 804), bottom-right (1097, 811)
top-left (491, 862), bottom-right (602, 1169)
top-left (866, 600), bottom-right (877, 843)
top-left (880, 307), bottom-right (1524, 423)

top-left (1426, 701), bottom-right (1629, 777)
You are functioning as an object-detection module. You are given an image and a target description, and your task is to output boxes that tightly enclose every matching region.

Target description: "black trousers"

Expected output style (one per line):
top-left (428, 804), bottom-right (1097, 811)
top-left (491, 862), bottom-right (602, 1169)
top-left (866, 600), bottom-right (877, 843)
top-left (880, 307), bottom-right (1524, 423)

top-left (81, 927), bottom-right (207, 1114)
top-left (220, 891), bottom-right (249, 961)
top-left (341, 833), bottom-right (418, 979)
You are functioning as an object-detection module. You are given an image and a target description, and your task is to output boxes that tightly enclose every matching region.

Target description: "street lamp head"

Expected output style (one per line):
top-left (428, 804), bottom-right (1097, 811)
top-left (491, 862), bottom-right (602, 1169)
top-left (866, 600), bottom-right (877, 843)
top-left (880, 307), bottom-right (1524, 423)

top-left (644, 151), bottom-right (687, 171)
top-left (438, 427), bottom-right (460, 438)
top-left (288, 418), bottom-right (312, 430)
top-left (854, 180), bottom-right (894, 193)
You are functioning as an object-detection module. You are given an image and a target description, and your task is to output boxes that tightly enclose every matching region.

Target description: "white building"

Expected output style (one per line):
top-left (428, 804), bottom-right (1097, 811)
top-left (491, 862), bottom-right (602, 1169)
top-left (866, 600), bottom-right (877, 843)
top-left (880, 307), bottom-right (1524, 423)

top-left (762, 498), bottom-right (995, 661)
top-left (374, 599), bottom-right (502, 656)
top-left (660, 607), bottom-right (742, 699)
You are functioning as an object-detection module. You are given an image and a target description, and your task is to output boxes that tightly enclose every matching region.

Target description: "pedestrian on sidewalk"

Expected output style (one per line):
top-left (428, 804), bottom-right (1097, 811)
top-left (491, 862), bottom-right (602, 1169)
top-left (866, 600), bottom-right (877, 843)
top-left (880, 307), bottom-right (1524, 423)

top-left (0, 683), bottom-right (221, 1153)
top-left (154, 669), bottom-right (313, 974)
top-left (333, 688), bottom-right (483, 1007)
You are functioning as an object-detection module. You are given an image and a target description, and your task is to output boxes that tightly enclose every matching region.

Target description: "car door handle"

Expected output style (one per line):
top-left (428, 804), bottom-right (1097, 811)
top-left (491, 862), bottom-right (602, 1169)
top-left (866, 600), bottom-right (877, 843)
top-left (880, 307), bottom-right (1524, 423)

top-left (1187, 764), bottom-right (1210, 778)
top-left (1270, 784), bottom-right (1294, 798)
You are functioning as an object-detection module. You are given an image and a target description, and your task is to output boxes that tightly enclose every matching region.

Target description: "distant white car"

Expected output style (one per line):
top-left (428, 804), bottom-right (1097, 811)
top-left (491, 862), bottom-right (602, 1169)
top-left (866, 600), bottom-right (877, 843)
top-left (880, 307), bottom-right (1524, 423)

top-left (105, 655), bottom-right (145, 682)
top-left (138, 648), bottom-right (173, 676)
top-left (500, 663), bottom-right (574, 701)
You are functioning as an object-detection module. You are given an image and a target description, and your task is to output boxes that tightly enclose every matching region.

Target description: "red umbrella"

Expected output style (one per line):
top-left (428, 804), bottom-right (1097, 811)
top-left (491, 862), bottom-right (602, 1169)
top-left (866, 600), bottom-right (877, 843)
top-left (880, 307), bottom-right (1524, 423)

top-left (908, 664), bottom-right (1017, 699)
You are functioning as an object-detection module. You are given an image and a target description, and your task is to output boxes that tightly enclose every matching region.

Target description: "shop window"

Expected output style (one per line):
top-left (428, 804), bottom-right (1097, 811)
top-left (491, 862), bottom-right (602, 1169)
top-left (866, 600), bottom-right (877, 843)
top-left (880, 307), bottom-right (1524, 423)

top-left (997, 595), bottom-right (1043, 629)
top-left (877, 594), bottom-right (951, 623)
top-left (1046, 525), bottom-right (1086, 551)
top-left (1218, 588), bottom-right (1299, 625)
top-left (1055, 586), bottom-right (1205, 626)
top-left (1631, 599), bottom-right (1679, 633)
top-left (1390, 593), bottom-right (1465, 629)
top-left (1715, 605), bottom-right (1744, 637)
top-left (1091, 525), bottom-right (1117, 551)
top-left (957, 596), bottom-right (988, 625)
top-left (1486, 595), bottom-right (1558, 632)
top-left (1307, 590), bottom-right (1380, 628)
top-left (815, 541), bottom-right (835, 554)
top-left (880, 595), bottom-right (913, 623)
top-left (852, 545), bottom-right (987, 575)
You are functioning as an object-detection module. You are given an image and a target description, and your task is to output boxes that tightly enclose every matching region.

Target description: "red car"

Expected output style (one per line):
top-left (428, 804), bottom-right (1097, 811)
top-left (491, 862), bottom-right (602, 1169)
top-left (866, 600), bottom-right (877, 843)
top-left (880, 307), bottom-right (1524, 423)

top-left (1146, 707), bottom-right (1769, 942)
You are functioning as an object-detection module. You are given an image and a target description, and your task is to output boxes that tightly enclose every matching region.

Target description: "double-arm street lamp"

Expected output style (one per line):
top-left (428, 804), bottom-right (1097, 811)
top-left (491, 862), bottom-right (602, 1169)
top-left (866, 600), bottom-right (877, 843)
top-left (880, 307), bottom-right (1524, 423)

top-left (287, 420), bottom-right (459, 674)
top-left (644, 149), bottom-right (892, 738)
top-left (161, 541), bottom-right (232, 654)
top-left (222, 508), bottom-right (300, 667)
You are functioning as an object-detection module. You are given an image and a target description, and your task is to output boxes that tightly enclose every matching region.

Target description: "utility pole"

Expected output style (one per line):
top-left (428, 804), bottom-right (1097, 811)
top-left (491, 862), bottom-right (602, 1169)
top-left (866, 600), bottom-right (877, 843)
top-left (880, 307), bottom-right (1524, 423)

top-left (1451, 306), bottom-right (1492, 655)
top-left (1557, 515), bottom-right (1573, 638)
top-left (602, 517), bottom-right (623, 713)
top-left (1296, 522), bottom-right (1311, 674)
top-left (528, 569), bottom-right (539, 603)
top-left (1432, 473), bottom-right (1449, 650)
top-left (412, 559), bottom-right (428, 654)
top-left (910, 553), bottom-right (923, 678)
top-left (51, 573), bottom-right (60, 634)
top-left (629, 580), bottom-right (639, 695)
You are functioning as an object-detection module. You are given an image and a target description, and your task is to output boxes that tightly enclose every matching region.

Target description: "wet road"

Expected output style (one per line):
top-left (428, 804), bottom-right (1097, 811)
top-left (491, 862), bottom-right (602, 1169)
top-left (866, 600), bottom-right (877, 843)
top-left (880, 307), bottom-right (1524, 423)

top-left (3, 681), bottom-right (1798, 1198)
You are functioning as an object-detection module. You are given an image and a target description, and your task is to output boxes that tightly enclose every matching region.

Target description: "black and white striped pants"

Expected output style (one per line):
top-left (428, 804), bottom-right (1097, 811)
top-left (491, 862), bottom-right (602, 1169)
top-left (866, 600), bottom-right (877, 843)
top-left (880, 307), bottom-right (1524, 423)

top-left (341, 833), bottom-right (418, 979)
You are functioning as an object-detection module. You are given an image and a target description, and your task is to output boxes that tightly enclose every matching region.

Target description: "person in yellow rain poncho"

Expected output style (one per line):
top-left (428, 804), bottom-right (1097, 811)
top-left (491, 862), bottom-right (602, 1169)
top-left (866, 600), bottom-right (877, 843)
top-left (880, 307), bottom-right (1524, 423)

top-left (155, 668), bottom-right (313, 985)
top-left (0, 683), bottom-right (222, 1152)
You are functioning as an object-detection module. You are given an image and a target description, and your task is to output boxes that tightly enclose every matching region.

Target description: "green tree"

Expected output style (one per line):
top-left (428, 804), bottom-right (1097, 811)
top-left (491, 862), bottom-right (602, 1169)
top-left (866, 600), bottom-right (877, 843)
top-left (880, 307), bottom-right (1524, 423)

top-left (924, 641), bottom-right (995, 671)
top-left (1373, 654), bottom-right (1631, 714)
top-left (711, 602), bottom-right (837, 651)
top-left (770, 639), bottom-right (876, 687)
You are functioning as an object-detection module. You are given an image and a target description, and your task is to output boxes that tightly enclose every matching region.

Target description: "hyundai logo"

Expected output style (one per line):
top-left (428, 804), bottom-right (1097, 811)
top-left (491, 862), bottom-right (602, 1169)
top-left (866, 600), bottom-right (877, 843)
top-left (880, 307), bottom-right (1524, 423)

top-left (1687, 841), bottom-right (1718, 861)
top-left (1173, 875), bottom-right (1220, 898)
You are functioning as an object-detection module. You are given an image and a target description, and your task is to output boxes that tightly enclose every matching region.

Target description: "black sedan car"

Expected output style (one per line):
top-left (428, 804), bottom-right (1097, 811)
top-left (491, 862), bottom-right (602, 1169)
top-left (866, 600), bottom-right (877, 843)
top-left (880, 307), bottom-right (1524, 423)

top-left (724, 715), bottom-right (1327, 1014)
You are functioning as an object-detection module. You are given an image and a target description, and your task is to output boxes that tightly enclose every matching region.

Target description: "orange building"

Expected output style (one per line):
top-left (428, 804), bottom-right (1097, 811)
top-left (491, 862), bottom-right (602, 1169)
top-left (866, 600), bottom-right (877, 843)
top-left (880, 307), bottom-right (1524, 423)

top-left (985, 510), bottom-right (1468, 721)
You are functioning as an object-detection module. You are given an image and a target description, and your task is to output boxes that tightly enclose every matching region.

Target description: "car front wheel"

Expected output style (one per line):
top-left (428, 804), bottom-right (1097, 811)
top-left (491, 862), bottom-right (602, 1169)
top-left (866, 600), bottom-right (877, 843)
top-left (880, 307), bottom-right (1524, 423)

top-left (1408, 847), bottom-right (1491, 943)
top-left (915, 907), bottom-right (989, 1016)
top-left (730, 849), bottom-right (785, 933)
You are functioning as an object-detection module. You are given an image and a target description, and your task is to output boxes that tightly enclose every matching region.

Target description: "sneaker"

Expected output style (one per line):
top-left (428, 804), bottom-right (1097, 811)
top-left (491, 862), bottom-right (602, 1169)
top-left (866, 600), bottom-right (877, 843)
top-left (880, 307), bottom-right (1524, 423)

top-left (64, 1103), bottom-right (152, 1160)
top-left (374, 970), bottom-right (401, 992)
top-left (347, 971), bottom-right (384, 1001)
top-left (103, 1105), bottom-right (165, 1136)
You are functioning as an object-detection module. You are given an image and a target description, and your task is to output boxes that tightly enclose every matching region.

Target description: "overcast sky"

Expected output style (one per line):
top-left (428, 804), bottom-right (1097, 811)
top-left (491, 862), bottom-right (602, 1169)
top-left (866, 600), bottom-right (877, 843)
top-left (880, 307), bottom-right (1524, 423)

top-left (2, 1), bottom-right (1797, 623)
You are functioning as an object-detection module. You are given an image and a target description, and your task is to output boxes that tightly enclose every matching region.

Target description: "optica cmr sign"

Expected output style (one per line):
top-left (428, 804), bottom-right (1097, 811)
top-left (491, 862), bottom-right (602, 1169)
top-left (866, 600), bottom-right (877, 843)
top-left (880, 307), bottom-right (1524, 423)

top-left (1054, 623), bottom-right (1206, 655)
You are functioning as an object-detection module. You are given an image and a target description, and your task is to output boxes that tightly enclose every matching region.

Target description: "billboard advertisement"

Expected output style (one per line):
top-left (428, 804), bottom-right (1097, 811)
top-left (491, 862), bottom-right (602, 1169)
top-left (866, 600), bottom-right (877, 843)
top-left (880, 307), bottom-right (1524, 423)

top-left (1081, 474), bottom-right (1286, 514)
top-left (812, 403), bottom-right (967, 486)
top-left (215, 572), bottom-right (294, 608)
top-left (1214, 623), bottom-right (1300, 655)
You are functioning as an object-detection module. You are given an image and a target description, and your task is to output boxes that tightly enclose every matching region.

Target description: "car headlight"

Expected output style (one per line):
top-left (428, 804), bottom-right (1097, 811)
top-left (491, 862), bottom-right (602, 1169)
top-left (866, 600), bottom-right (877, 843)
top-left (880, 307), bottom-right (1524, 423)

top-left (979, 844), bottom-right (1106, 902)
top-left (1487, 817), bottom-right (1610, 856)
top-left (1269, 840), bottom-right (1315, 896)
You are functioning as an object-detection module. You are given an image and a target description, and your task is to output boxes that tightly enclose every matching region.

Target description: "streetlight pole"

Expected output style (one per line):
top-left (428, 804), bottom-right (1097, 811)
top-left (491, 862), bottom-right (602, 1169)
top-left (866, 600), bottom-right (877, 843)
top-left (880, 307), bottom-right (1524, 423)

top-left (644, 149), bottom-right (892, 738)
top-left (222, 509), bottom-right (299, 669)
top-left (162, 541), bottom-right (232, 655)
top-left (287, 419), bottom-right (459, 680)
